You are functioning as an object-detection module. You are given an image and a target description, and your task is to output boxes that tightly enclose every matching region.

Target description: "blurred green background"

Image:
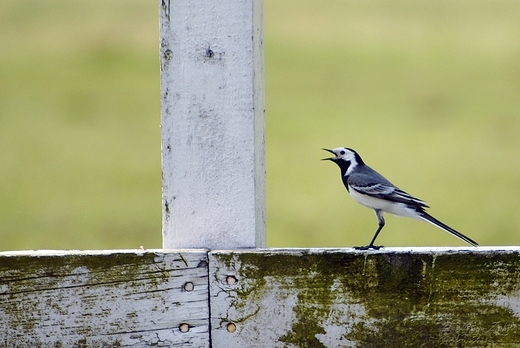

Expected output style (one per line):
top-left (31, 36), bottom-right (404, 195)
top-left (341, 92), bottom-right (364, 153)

top-left (1, 0), bottom-right (519, 250)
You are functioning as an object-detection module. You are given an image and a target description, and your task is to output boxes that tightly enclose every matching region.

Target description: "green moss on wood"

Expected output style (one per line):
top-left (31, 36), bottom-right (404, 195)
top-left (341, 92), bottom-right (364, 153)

top-left (214, 250), bottom-right (520, 347)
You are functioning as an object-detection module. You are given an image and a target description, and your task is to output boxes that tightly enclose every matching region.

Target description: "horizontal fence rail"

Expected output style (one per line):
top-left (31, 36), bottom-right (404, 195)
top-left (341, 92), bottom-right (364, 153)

top-left (0, 250), bottom-right (209, 347)
top-left (1, 247), bottom-right (520, 347)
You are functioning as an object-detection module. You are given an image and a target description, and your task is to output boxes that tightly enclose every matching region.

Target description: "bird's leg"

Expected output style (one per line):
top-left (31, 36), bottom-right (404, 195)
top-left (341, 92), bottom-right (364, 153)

top-left (354, 210), bottom-right (385, 250)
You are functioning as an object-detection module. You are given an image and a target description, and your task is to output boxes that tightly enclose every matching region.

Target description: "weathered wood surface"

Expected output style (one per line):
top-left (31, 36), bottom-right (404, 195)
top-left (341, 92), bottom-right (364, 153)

top-left (160, 0), bottom-right (266, 250)
top-left (0, 250), bottom-right (209, 348)
top-left (209, 247), bottom-right (520, 347)
top-left (3, 248), bottom-right (520, 347)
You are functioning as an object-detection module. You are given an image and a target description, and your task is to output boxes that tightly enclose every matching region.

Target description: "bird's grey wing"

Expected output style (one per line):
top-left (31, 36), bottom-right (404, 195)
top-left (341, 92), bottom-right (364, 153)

top-left (348, 173), bottom-right (429, 208)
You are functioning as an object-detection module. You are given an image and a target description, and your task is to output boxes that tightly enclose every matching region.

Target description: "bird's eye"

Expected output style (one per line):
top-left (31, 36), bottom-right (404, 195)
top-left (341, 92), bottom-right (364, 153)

top-left (340, 150), bottom-right (345, 155)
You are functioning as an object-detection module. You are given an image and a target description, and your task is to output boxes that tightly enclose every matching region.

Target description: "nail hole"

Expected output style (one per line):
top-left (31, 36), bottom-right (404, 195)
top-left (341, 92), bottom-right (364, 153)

top-left (164, 49), bottom-right (173, 60)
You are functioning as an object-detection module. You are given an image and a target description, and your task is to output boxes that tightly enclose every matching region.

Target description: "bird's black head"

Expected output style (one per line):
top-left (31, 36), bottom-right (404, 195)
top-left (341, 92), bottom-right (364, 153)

top-left (322, 147), bottom-right (364, 175)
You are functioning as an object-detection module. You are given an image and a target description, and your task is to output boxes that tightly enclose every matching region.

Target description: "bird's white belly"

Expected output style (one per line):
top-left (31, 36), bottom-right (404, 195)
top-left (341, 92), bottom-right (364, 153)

top-left (349, 189), bottom-right (420, 219)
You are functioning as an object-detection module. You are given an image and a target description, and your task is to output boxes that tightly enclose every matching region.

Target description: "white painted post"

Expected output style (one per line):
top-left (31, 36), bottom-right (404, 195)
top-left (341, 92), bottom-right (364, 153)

top-left (159, 1), bottom-right (265, 249)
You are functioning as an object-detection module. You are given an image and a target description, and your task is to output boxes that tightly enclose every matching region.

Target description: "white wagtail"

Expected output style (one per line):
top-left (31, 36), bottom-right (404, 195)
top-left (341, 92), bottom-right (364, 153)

top-left (322, 147), bottom-right (478, 250)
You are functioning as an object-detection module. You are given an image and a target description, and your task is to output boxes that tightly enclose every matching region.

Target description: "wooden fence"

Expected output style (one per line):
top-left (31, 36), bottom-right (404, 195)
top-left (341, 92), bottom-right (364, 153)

top-left (2, 1), bottom-right (519, 347)
top-left (2, 248), bottom-right (520, 346)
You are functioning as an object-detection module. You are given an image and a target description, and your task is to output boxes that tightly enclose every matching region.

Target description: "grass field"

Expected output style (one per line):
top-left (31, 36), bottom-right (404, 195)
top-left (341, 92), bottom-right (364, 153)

top-left (1, 0), bottom-right (519, 250)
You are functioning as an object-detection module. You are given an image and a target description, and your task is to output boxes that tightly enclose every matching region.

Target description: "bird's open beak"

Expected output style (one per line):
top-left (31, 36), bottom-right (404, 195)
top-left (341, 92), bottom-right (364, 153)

top-left (321, 148), bottom-right (336, 161)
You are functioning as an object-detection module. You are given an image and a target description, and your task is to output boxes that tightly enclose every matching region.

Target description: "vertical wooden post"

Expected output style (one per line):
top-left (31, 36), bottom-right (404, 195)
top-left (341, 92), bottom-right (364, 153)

top-left (159, 1), bottom-right (265, 249)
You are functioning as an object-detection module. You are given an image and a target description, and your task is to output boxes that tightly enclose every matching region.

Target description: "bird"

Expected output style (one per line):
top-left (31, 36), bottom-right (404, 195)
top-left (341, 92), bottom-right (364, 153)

top-left (322, 147), bottom-right (478, 250)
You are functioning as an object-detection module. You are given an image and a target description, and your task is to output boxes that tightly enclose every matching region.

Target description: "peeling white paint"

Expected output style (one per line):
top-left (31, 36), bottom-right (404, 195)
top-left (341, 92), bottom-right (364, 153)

top-left (0, 250), bottom-right (210, 347)
top-left (316, 279), bottom-right (367, 347)
top-left (491, 289), bottom-right (520, 319)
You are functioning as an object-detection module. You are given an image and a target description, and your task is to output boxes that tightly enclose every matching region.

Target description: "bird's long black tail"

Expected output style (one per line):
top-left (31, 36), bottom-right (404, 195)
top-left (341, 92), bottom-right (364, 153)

top-left (419, 212), bottom-right (478, 247)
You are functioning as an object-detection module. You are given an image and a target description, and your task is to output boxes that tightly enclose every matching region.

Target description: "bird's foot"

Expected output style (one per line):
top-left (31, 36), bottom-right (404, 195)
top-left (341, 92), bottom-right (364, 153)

top-left (353, 245), bottom-right (384, 250)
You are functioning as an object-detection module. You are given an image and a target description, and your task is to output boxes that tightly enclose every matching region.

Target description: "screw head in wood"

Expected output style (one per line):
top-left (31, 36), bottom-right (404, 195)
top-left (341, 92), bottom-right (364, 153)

top-left (226, 322), bottom-right (237, 333)
top-left (183, 282), bottom-right (194, 292)
top-left (225, 275), bottom-right (237, 285)
top-left (179, 323), bottom-right (190, 333)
